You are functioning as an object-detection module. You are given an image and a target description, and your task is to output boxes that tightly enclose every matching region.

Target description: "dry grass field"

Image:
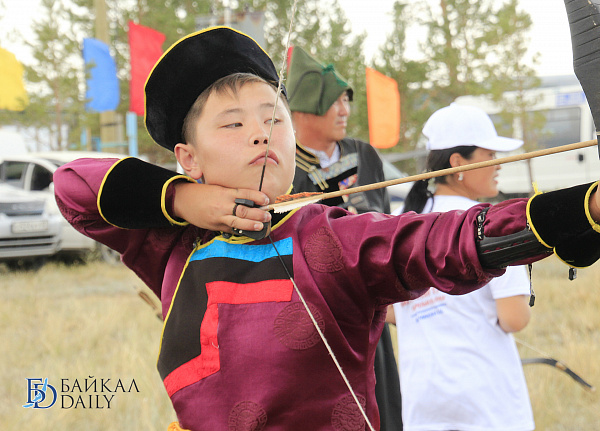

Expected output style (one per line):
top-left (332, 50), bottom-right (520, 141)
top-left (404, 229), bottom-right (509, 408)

top-left (1, 255), bottom-right (599, 430)
top-left (516, 256), bottom-right (600, 430)
top-left (1, 260), bottom-right (176, 430)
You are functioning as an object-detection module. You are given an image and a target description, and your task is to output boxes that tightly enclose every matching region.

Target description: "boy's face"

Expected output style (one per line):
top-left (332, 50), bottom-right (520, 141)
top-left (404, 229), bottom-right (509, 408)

top-left (188, 81), bottom-right (296, 201)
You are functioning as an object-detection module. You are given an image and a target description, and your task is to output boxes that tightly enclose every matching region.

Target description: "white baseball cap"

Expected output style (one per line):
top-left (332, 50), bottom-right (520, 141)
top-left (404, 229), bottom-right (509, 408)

top-left (423, 103), bottom-right (523, 152)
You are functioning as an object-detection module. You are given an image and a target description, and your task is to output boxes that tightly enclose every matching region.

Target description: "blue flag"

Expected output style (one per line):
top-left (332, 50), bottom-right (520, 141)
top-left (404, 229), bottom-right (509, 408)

top-left (83, 38), bottom-right (119, 112)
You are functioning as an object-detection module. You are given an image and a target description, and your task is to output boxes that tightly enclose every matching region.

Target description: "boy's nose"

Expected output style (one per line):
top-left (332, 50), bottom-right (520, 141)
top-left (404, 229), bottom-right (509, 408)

top-left (250, 119), bottom-right (270, 145)
top-left (251, 127), bottom-right (269, 145)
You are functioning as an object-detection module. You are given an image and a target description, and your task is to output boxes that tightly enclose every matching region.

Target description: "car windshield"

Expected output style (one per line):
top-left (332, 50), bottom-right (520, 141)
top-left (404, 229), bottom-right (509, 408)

top-left (43, 159), bottom-right (65, 167)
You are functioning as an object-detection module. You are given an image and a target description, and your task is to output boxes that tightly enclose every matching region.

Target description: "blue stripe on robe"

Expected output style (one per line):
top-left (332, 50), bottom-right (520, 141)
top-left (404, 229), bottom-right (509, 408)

top-left (190, 237), bottom-right (292, 263)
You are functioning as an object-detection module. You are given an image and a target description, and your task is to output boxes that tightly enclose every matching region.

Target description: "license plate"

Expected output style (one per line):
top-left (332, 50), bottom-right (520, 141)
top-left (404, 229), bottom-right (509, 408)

top-left (12, 220), bottom-right (49, 233)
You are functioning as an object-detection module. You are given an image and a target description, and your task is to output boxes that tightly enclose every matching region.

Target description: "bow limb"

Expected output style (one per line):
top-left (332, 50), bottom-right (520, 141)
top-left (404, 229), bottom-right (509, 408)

top-left (564, 0), bottom-right (600, 157)
top-left (517, 337), bottom-right (595, 392)
top-left (259, 0), bottom-right (299, 192)
top-left (521, 357), bottom-right (596, 392)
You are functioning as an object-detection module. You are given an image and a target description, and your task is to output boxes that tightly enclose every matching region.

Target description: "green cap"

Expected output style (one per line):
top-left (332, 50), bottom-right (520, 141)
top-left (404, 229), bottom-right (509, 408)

top-left (286, 46), bottom-right (353, 116)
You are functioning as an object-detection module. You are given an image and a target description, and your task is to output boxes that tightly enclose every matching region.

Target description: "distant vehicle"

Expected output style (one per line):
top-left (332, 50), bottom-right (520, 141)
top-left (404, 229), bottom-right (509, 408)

top-left (0, 183), bottom-right (62, 269)
top-left (0, 151), bottom-right (126, 263)
top-left (455, 75), bottom-right (599, 198)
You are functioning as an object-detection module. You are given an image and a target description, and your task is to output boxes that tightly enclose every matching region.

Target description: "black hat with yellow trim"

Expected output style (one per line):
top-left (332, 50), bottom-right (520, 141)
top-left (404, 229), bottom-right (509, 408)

top-left (145, 26), bottom-right (284, 151)
top-left (286, 46), bottom-right (353, 116)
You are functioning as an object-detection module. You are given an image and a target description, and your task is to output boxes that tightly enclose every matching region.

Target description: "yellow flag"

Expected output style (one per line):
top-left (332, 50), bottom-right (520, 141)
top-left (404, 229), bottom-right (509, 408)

top-left (366, 67), bottom-right (400, 149)
top-left (0, 47), bottom-right (29, 111)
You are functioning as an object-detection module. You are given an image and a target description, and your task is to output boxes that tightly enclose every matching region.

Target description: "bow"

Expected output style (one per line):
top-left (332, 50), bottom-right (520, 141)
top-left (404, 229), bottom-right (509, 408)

top-left (517, 337), bottom-right (595, 392)
top-left (521, 358), bottom-right (595, 391)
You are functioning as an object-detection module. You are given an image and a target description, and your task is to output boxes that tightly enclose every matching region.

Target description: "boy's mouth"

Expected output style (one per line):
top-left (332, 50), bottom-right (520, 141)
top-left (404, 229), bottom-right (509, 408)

top-left (250, 151), bottom-right (279, 166)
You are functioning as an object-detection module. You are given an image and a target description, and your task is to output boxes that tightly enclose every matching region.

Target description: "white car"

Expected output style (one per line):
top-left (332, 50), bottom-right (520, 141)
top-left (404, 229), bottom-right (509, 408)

top-left (0, 151), bottom-right (126, 263)
top-left (0, 182), bottom-right (63, 269)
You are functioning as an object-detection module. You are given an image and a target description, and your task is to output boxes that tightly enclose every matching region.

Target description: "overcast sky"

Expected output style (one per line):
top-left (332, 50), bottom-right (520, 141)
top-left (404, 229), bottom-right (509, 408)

top-left (1, 0), bottom-right (575, 77)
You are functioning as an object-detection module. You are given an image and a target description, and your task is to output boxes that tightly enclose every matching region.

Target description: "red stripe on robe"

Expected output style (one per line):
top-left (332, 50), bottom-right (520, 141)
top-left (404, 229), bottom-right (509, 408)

top-left (164, 279), bottom-right (293, 396)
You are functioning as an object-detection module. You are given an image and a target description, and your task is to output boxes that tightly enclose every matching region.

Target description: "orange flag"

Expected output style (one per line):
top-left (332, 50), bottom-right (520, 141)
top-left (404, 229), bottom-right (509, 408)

top-left (0, 47), bottom-right (29, 111)
top-left (366, 67), bottom-right (400, 149)
top-left (128, 22), bottom-right (165, 116)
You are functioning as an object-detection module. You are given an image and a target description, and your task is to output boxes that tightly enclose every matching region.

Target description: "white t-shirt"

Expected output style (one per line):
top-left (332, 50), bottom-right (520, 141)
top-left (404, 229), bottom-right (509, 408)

top-left (393, 195), bottom-right (535, 431)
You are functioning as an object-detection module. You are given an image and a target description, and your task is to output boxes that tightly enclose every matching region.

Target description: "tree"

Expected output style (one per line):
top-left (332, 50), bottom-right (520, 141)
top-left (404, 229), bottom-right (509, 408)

top-left (372, 0), bottom-right (541, 175)
top-left (372, 1), bottom-right (429, 173)
top-left (483, 0), bottom-right (544, 152)
top-left (70, 0), bottom-right (215, 163)
top-left (251, 0), bottom-right (368, 140)
top-left (2, 0), bottom-right (372, 157)
top-left (422, 0), bottom-right (540, 106)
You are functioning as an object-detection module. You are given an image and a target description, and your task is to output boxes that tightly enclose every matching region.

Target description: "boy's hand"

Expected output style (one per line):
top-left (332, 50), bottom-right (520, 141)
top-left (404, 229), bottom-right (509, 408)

top-left (173, 182), bottom-right (271, 233)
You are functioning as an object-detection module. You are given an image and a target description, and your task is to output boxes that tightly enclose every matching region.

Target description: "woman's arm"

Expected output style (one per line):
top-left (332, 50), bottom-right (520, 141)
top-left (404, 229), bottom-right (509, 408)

top-left (496, 295), bottom-right (531, 333)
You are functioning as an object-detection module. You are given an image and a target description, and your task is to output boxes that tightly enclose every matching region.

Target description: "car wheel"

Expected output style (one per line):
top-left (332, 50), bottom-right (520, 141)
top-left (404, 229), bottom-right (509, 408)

top-left (5, 257), bottom-right (46, 271)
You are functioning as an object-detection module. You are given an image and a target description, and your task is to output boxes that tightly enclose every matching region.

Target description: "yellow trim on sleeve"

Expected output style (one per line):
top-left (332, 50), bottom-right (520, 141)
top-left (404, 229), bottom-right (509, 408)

top-left (552, 250), bottom-right (588, 269)
top-left (583, 181), bottom-right (600, 234)
top-left (97, 157), bottom-right (132, 229)
top-left (525, 187), bottom-right (552, 249)
top-left (161, 175), bottom-right (194, 226)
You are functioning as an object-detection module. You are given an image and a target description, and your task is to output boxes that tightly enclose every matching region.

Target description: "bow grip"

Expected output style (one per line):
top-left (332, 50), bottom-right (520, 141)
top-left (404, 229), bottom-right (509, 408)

top-left (564, 0), bottom-right (600, 157)
top-left (231, 198), bottom-right (270, 240)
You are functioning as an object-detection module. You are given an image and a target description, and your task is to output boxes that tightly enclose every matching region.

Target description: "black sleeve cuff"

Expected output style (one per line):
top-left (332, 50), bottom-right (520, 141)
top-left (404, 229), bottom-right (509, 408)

top-left (527, 181), bottom-right (600, 267)
top-left (98, 157), bottom-right (193, 229)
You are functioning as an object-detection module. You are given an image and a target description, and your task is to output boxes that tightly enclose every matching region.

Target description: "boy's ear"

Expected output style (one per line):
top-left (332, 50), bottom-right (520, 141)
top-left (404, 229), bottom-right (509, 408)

top-left (174, 143), bottom-right (203, 180)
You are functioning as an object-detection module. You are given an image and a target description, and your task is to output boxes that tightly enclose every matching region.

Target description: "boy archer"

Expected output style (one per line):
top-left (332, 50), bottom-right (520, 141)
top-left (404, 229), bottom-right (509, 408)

top-left (54, 27), bottom-right (600, 430)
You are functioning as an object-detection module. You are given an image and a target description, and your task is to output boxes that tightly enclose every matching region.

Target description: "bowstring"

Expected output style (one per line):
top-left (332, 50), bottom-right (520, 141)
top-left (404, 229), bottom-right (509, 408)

top-left (260, 2), bottom-right (375, 429)
top-left (267, 236), bottom-right (375, 431)
top-left (258, 0), bottom-right (298, 192)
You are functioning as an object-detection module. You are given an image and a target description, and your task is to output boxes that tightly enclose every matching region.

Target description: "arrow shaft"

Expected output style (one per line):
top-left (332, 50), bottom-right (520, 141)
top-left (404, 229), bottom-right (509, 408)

top-left (266, 139), bottom-right (598, 211)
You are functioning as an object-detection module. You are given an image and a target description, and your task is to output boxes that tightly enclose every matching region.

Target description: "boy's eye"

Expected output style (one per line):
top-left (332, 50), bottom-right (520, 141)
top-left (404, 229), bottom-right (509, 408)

top-left (266, 118), bottom-right (281, 125)
top-left (223, 122), bottom-right (242, 128)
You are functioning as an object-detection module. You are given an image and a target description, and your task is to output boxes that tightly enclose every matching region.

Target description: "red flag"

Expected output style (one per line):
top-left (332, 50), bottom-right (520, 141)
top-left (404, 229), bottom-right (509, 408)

top-left (128, 22), bottom-right (165, 116)
top-left (366, 67), bottom-right (400, 149)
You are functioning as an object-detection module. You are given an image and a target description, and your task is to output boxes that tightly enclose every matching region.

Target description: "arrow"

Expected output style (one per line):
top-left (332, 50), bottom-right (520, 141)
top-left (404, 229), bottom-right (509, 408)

top-left (267, 139), bottom-right (597, 212)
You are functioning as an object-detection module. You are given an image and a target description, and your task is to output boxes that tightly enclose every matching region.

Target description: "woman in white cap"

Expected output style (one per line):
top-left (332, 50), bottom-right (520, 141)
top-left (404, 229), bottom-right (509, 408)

top-left (390, 103), bottom-right (536, 431)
